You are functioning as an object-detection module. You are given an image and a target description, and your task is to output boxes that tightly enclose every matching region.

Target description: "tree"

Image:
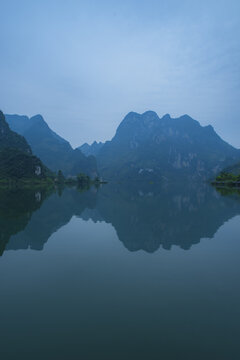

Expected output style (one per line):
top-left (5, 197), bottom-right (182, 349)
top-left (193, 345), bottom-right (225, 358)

top-left (57, 170), bottom-right (65, 183)
top-left (77, 173), bottom-right (90, 187)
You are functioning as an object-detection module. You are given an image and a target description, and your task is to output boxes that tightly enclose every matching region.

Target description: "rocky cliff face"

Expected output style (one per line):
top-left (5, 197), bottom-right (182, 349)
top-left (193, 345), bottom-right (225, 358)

top-left (97, 111), bottom-right (240, 180)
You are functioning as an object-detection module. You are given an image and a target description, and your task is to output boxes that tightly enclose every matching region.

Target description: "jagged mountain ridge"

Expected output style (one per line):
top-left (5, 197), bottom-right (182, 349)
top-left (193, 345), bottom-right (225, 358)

top-left (78, 141), bottom-right (104, 157)
top-left (5, 114), bottom-right (98, 177)
top-left (96, 111), bottom-right (240, 180)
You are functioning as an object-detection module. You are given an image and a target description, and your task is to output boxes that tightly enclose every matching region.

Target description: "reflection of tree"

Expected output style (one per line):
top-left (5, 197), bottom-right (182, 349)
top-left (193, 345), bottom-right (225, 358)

top-left (215, 187), bottom-right (240, 197)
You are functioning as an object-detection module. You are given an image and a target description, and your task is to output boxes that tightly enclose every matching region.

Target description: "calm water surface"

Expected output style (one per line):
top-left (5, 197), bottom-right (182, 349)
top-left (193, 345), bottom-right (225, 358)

top-left (0, 183), bottom-right (240, 360)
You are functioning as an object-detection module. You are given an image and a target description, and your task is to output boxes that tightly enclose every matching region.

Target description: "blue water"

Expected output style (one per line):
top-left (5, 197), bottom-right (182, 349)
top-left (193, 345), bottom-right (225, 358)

top-left (0, 183), bottom-right (240, 359)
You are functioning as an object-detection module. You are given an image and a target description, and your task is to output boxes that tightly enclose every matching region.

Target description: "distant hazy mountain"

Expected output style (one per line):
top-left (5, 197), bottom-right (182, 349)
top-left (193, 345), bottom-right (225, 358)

top-left (97, 111), bottom-right (240, 180)
top-left (6, 114), bottom-right (98, 177)
top-left (78, 141), bottom-right (104, 157)
top-left (0, 111), bottom-right (49, 179)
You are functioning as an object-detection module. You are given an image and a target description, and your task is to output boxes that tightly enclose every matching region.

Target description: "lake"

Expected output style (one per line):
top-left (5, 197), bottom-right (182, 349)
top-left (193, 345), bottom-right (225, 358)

top-left (0, 182), bottom-right (240, 360)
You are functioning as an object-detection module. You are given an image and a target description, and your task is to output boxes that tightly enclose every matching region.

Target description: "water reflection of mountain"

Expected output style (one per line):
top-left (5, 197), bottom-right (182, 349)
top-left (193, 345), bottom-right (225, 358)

top-left (0, 188), bottom-right (50, 255)
top-left (82, 182), bottom-right (240, 252)
top-left (4, 188), bottom-right (97, 253)
top-left (2, 182), bottom-right (240, 255)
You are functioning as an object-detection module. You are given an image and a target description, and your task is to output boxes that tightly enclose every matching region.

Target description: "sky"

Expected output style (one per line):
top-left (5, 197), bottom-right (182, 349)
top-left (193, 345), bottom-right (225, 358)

top-left (0, 0), bottom-right (240, 148)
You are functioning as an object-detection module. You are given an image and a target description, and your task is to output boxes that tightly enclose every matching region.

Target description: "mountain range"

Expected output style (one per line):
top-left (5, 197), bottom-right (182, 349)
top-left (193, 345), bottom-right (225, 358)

top-left (92, 111), bottom-right (240, 180)
top-left (5, 114), bottom-right (98, 177)
top-left (3, 110), bottom-right (240, 181)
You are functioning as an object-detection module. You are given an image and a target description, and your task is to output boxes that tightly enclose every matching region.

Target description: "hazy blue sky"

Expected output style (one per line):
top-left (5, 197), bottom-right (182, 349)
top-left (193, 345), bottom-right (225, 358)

top-left (1, 0), bottom-right (240, 147)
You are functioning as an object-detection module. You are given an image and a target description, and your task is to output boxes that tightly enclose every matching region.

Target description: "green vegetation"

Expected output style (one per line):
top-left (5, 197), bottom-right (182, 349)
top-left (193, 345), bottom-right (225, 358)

top-left (0, 148), bottom-right (52, 179)
top-left (215, 172), bottom-right (240, 182)
top-left (64, 172), bottom-right (107, 189)
top-left (215, 187), bottom-right (240, 197)
top-left (212, 171), bottom-right (240, 189)
top-left (0, 178), bottom-right (54, 190)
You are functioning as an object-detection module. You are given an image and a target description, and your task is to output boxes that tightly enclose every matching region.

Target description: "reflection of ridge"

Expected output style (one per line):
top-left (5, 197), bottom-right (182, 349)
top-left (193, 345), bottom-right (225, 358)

top-left (3, 182), bottom-right (240, 255)
top-left (5, 188), bottom-right (97, 253)
top-left (0, 188), bottom-right (51, 255)
top-left (81, 182), bottom-right (240, 252)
